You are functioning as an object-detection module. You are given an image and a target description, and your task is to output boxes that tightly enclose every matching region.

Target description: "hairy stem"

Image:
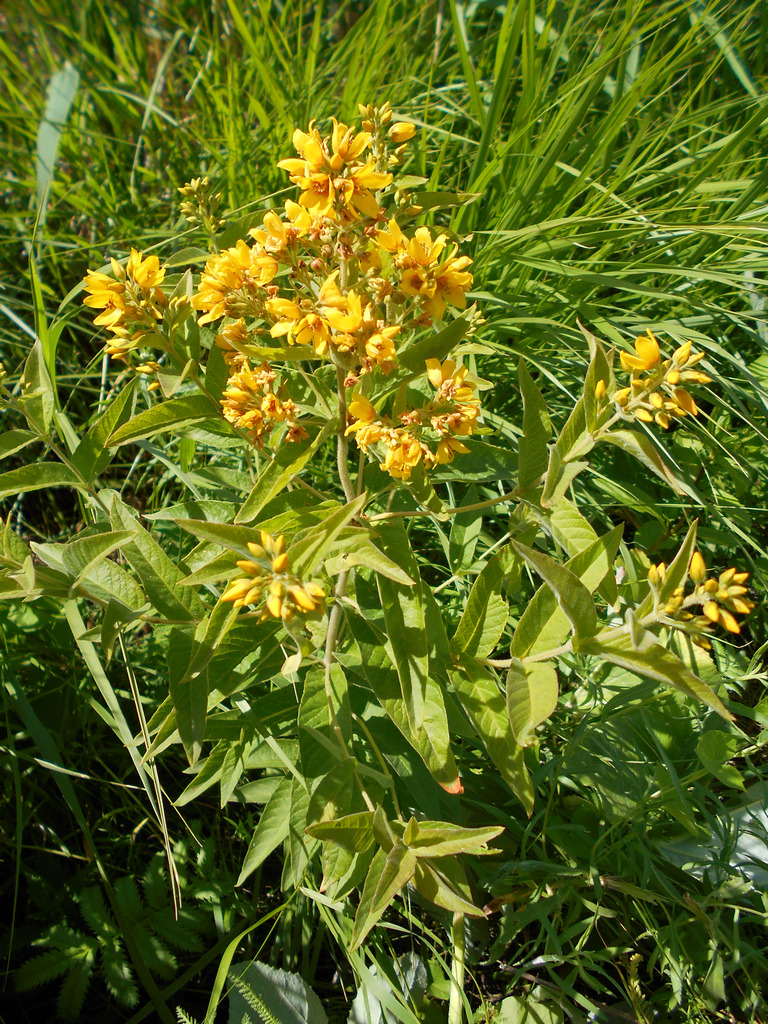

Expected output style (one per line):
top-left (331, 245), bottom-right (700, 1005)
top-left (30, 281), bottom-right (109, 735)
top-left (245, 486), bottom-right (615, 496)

top-left (448, 912), bottom-right (466, 1024)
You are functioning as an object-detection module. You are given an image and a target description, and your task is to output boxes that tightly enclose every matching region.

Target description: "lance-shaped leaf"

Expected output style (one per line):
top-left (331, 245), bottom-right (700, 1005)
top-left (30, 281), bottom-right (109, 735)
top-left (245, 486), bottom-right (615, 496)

top-left (306, 811), bottom-right (376, 852)
top-left (582, 325), bottom-right (615, 432)
top-left (407, 820), bottom-right (504, 858)
top-left (322, 532), bottom-right (414, 584)
top-left (174, 518), bottom-right (267, 558)
top-left (510, 525), bottom-right (623, 659)
top-left (600, 429), bottom-right (688, 497)
top-left (580, 633), bottom-right (732, 720)
top-left (451, 546), bottom-right (521, 659)
top-left (0, 429), bottom-right (40, 460)
top-left (350, 845), bottom-right (417, 950)
top-left (555, 395), bottom-right (589, 460)
top-left (511, 539), bottom-right (597, 646)
top-left (307, 759), bottom-right (358, 825)
top-left (506, 659), bottom-right (559, 746)
top-left (375, 520), bottom-right (429, 734)
top-left (168, 622), bottom-right (209, 765)
top-left (299, 664), bottom-right (350, 779)
top-left (540, 444), bottom-right (589, 509)
top-left (106, 393), bottom-right (216, 446)
top-left (71, 378), bottom-right (139, 481)
top-left (517, 358), bottom-right (552, 492)
top-left (235, 423), bottom-right (335, 524)
top-left (108, 494), bottom-right (205, 620)
top-left (18, 340), bottom-right (55, 434)
top-left (237, 775), bottom-right (293, 885)
top-left (449, 655), bottom-right (534, 814)
top-left (413, 860), bottom-right (487, 916)
top-left (0, 463), bottom-right (81, 499)
top-left (290, 492), bottom-right (367, 577)
top-left (398, 311), bottom-right (473, 372)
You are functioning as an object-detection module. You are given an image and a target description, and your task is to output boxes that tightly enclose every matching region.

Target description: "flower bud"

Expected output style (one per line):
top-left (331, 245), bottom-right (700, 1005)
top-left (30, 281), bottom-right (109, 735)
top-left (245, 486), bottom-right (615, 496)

top-left (689, 551), bottom-right (707, 583)
top-left (389, 122), bottom-right (416, 143)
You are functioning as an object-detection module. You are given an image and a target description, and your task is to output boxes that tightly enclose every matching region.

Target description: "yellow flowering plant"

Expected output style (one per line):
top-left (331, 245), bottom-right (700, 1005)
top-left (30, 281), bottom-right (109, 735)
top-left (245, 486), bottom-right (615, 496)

top-left (0, 101), bottom-right (759, 1022)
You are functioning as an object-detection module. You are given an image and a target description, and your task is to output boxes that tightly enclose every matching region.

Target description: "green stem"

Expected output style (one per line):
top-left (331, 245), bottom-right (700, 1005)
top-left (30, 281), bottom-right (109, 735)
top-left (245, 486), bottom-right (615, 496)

top-left (369, 488), bottom-right (518, 522)
top-left (448, 912), bottom-right (466, 1024)
top-left (335, 365), bottom-right (356, 503)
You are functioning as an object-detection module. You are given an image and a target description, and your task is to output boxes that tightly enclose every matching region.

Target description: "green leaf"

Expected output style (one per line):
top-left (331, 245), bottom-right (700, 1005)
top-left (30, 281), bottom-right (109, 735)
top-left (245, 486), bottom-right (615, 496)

top-left (306, 759), bottom-right (358, 825)
top-left (370, 842), bottom-right (417, 915)
top-left (174, 518), bottom-right (265, 558)
top-left (59, 530), bottom-right (135, 581)
top-left (600, 429), bottom-right (686, 496)
top-left (376, 525), bottom-right (429, 735)
top-left (511, 540), bottom-right (597, 646)
top-left (449, 656), bottom-right (533, 814)
top-left (408, 821), bottom-right (504, 858)
top-left (0, 463), bottom-right (81, 499)
top-left (506, 659), bottom-right (559, 746)
top-left (412, 859), bottom-right (486, 916)
top-left (237, 775), bottom-right (292, 885)
top-left (554, 396), bottom-right (589, 460)
top-left (290, 492), bottom-right (367, 577)
top-left (18, 340), bottom-right (55, 435)
top-left (106, 394), bottom-right (216, 446)
top-left (298, 664), bottom-right (350, 779)
top-left (517, 359), bottom-right (552, 492)
top-left (0, 429), bottom-right (39, 460)
top-left (306, 811), bottom-right (376, 852)
top-left (108, 494), bottom-right (205, 621)
top-left (540, 444), bottom-right (589, 508)
top-left (580, 634), bottom-right (732, 720)
top-left (235, 424), bottom-right (335, 524)
top-left (168, 623), bottom-right (209, 765)
top-left (398, 312), bottom-right (472, 372)
top-left (696, 731), bottom-right (744, 789)
top-left (71, 379), bottom-right (139, 481)
top-left (322, 531), bottom-right (415, 584)
top-left (448, 485), bottom-right (482, 574)
top-left (451, 547), bottom-right (520, 659)
top-left (581, 325), bottom-right (614, 432)
top-left (635, 520), bottom-right (697, 618)
top-left (349, 848), bottom-right (388, 951)
top-left (510, 525), bottom-right (623, 659)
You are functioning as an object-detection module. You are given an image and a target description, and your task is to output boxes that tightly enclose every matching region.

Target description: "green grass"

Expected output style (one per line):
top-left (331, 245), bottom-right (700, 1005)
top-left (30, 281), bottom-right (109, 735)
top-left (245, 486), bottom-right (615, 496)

top-left (1, 1), bottom-right (768, 1022)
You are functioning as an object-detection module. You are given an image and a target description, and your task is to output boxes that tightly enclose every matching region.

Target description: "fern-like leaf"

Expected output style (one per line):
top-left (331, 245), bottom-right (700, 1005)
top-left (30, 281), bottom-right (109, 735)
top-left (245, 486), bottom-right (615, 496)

top-left (15, 949), bottom-right (74, 990)
top-left (57, 957), bottom-right (94, 1021)
top-left (231, 974), bottom-right (281, 1024)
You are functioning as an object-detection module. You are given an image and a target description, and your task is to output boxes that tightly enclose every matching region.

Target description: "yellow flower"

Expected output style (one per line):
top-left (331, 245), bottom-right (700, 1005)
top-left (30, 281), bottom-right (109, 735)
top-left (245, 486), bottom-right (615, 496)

top-left (248, 201), bottom-right (311, 252)
top-left (266, 297), bottom-right (332, 354)
top-left (221, 359), bottom-right (301, 445)
top-left (620, 330), bottom-right (661, 372)
top-left (389, 122), bottom-right (416, 143)
top-left (193, 241), bottom-right (277, 325)
top-left (83, 249), bottom-right (168, 356)
top-left (435, 436), bottom-right (470, 464)
top-left (382, 432), bottom-right (429, 480)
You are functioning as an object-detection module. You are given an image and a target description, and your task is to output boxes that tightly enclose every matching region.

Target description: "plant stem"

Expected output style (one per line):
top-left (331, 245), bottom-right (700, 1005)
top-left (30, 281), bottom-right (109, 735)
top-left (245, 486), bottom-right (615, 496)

top-left (335, 364), bottom-right (356, 503)
top-left (369, 488), bottom-right (519, 522)
top-left (448, 912), bottom-right (466, 1024)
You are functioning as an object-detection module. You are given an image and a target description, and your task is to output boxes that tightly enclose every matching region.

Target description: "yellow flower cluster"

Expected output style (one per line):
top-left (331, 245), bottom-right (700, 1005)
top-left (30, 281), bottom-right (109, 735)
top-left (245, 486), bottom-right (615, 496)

top-left (648, 550), bottom-right (754, 649)
top-left (82, 103), bottom-right (481, 481)
top-left (373, 221), bottom-right (473, 320)
top-left (83, 250), bottom-right (168, 359)
top-left (345, 358), bottom-right (481, 480)
top-left (221, 360), bottom-right (306, 447)
top-left (222, 532), bottom-right (325, 623)
top-left (614, 331), bottom-right (710, 430)
top-left (193, 239), bottom-right (278, 326)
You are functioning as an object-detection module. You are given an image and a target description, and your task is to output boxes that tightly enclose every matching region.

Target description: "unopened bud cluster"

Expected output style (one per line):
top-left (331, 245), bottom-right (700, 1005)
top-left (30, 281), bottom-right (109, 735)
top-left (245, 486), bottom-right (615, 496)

top-left (222, 531), bottom-right (325, 624)
top-left (613, 330), bottom-right (710, 430)
top-left (648, 550), bottom-right (754, 649)
top-left (178, 176), bottom-right (226, 234)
